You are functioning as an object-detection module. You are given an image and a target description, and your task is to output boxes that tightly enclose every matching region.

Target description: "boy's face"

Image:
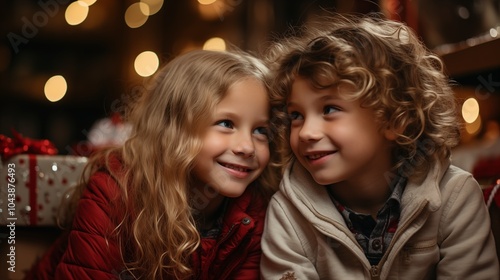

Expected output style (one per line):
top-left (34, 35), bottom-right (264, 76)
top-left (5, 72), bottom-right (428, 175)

top-left (192, 77), bottom-right (270, 198)
top-left (287, 76), bottom-right (395, 187)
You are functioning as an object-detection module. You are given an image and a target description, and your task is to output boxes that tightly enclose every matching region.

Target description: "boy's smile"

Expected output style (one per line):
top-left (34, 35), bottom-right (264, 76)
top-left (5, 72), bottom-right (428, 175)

top-left (287, 76), bottom-right (395, 192)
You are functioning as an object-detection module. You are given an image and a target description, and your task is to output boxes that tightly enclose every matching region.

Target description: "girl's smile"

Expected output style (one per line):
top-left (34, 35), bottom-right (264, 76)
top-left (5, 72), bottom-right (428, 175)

top-left (218, 161), bottom-right (254, 179)
top-left (192, 77), bottom-right (270, 198)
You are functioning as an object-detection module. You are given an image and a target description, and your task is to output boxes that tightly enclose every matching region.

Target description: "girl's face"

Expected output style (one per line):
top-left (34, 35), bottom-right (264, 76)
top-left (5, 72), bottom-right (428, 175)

top-left (286, 76), bottom-right (395, 188)
top-left (192, 77), bottom-right (270, 198)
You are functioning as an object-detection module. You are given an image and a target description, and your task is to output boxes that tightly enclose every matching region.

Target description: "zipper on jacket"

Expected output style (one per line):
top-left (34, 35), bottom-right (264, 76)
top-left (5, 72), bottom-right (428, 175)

top-left (203, 224), bottom-right (237, 278)
top-left (314, 200), bottom-right (428, 279)
top-left (370, 265), bottom-right (380, 280)
top-left (373, 201), bottom-right (429, 278)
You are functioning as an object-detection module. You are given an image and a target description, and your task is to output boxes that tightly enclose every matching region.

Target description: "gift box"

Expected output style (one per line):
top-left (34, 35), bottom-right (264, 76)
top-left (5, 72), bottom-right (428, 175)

top-left (1, 154), bottom-right (88, 226)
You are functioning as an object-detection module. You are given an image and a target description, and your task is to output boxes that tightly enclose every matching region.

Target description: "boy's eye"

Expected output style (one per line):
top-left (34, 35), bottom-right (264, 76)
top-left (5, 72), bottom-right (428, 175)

top-left (289, 111), bottom-right (303, 120)
top-left (216, 120), bottom-right (233, 128)
top-left (324, 106), bottom-right (339, 115)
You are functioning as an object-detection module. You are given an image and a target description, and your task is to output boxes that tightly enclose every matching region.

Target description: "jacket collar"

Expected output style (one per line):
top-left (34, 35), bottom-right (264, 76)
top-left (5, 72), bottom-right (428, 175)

top-left (281, 158), bottom-right (451, 227)
top-left (281, 161), bottom-right (345, 226)
top-left (220, 188), bottom-right (261, 237)
top-left (399, 157), bottom-right (451, 217)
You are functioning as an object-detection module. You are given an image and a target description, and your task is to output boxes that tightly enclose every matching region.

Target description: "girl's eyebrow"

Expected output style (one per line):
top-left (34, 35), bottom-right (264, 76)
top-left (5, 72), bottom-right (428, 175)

top-left (215, 110), bottom-right (269, 123)
top-left (214, 110), bottom-right (239, 119)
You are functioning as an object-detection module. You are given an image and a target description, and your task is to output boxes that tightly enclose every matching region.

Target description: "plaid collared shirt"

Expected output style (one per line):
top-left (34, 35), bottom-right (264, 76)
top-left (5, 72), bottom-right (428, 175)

top-left (328, 176), bottom-right (407, 265)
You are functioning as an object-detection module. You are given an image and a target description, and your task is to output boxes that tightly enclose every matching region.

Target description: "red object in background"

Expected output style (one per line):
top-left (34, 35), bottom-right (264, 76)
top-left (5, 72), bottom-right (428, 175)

top-left (473, 156), bottom-right (500, 182)
top-left (0, 129), bottom-right (58, 161)
top-left (473, 155), bottom-right (500, 207)
top-left (483, 180), bottom-right (500, 208)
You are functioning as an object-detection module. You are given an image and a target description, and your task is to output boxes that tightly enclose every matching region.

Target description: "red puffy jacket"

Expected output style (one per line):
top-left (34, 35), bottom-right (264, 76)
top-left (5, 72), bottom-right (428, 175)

top-left (26, 158), bottom-right (268, 279)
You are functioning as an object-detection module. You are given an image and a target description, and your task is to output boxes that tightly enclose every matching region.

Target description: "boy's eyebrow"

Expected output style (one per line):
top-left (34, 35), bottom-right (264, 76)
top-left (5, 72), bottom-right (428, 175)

top-left (319, 92), bottom-right (342, 101)
top-left (287, 91), bottom-right (343, 105)
top-left (285, 101), bottom-right (300, 110)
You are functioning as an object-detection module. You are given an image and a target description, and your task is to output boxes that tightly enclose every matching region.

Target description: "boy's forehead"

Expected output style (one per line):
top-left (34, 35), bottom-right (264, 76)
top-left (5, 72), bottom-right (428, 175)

top-left (289, 76), bottom-right (356, 98)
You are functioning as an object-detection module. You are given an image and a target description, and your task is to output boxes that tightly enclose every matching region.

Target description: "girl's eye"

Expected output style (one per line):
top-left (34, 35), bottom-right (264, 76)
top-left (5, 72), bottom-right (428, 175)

top-left (324, 106), bottom-right (339, 115)
top-left (289, 111), bottom-right (303, 120)
top-left (254, 127), bottom-right (269, 136)
top-left (216, 120), bottom-right (233, 128)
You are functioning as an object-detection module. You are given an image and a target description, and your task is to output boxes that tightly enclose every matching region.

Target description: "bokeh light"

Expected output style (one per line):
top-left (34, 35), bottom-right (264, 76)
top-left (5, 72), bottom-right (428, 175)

top-left (198, 0), bottom-right (217, 4)
top-left (125, 2), bottom-right (149, 28)
top-left (44, 75), bottom-right (67, 102)
top-left (134, 51), bottom-right (160, 77)
top-left (465, 115), bottom-right (482, 135)
top-left (490, 28), bottom-right (498, 38)
top-left (65, 1), bottom-right (90, 26)
top-left (80, 0), bottom-right (97, 6)
top-left (203, 37), bottom-right (226, 51)
top-left (141, 0), bottom-right (164, 15)
top-left (462, 97), bottom-right (480, 124)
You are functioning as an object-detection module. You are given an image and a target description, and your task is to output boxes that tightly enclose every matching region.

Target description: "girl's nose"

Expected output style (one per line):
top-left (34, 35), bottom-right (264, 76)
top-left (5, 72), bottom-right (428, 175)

top-left (233, 133), bottom-right (255, 158)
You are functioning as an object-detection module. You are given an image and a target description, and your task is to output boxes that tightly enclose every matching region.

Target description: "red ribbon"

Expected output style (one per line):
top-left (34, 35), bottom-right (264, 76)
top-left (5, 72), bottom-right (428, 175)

top-left (0, 129), bottom-right (58, 161)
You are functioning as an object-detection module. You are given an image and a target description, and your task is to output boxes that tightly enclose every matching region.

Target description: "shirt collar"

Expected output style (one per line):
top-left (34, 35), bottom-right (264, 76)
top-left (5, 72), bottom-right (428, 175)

top-left (329, 176), bottom-right (407, 216)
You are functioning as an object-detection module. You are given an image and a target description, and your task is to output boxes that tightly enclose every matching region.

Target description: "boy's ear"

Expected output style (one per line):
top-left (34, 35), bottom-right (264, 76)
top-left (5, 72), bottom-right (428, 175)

top-left (384, 129), bottom-right (398, 141)
top-left (383, 126), bottom-right (402, 141)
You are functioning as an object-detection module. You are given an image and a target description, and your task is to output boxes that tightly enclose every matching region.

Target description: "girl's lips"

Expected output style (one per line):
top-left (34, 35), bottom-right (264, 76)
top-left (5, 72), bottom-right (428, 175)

top-left (218, 162), bottom-right (253, 178)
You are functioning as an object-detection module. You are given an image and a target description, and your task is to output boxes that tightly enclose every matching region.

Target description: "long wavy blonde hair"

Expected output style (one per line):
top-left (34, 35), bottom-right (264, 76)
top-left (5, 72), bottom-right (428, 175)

top-left (61, 50), bottom-right (280, 279)
top-left (266, 14), bottom-right (461, 178)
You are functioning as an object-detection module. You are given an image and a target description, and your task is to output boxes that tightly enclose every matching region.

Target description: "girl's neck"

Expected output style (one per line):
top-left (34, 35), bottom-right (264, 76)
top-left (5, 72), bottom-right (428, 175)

top-left (190, 186), bottom-right (226, 229)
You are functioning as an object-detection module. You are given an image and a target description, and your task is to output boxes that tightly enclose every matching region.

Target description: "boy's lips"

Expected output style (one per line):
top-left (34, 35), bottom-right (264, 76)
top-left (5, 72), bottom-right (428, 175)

top-left (303, 151), bottom-right (336, 160)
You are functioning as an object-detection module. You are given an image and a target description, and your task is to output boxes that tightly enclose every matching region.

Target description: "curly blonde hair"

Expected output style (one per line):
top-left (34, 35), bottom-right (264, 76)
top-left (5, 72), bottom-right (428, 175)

top-left (62, 50), bottom-right (280, 279)
top-left (267, 14), bottom-right (461, 178)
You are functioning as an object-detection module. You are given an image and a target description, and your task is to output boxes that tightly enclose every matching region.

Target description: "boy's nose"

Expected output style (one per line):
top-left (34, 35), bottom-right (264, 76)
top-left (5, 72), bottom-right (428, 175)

top-left (299, 119), bottom-right (323, 142)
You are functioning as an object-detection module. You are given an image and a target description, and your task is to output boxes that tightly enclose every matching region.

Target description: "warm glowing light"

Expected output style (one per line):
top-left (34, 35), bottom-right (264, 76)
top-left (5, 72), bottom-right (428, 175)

top-left (80, 0), bottom-right (97, 6)
top-left (203, 37), bottom-right (226, 51)
top-left (44, 75), bottom-right (67, 102)
top-left (462, 97), bottom-right (480, 123)
top-left (141, 0), bottom-right (164, 15)
top-left (65, 1), bottom-right (89, 26)
top-left (490, 28), bottom-right (498, 38)
top-left (198, 0), bottom-right (217, 5)
top-left (125, 2), bottom-right (149, 28)
top-left (198, 2), bottom-right (220, 20)
top-left (465, 115), bottom-right (482, 135)
top-left (134, 51), bottom-right (159, 77)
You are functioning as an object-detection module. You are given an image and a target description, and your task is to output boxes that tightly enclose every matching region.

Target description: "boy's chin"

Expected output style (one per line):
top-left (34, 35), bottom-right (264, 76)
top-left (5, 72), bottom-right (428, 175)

top-left (308, 171), bottom-right (337, 186)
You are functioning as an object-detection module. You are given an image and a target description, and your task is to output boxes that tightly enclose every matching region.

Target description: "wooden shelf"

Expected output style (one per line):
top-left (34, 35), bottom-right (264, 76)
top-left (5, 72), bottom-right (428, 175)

top-left (439, 37), bottom-right (500, 78)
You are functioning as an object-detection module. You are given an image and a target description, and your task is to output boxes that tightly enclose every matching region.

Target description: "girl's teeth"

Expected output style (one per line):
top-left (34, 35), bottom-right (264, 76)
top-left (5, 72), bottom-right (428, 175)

top-left (224, 164), bottom-right (247, 172)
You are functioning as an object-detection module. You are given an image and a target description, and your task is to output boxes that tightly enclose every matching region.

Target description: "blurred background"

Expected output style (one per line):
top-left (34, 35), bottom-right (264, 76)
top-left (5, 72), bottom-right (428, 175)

top-left (1, 0), bottom-right (500, 165)
top-left (1, 1), bottom-right (500, 279)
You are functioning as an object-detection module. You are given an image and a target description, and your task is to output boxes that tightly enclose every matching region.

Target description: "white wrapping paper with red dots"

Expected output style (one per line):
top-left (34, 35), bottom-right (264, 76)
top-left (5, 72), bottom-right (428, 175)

top-left (1, 154), bottom-right (88, 226)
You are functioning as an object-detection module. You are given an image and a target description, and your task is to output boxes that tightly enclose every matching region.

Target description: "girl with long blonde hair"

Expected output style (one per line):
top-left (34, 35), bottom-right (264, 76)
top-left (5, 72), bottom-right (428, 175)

top-left (27, 49), bottom-right (281, 279)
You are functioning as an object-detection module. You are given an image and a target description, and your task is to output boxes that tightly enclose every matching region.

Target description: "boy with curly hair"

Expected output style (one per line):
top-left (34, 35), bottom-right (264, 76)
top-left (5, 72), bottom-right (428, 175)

top-left (261, 14), bottom-right (499, 279)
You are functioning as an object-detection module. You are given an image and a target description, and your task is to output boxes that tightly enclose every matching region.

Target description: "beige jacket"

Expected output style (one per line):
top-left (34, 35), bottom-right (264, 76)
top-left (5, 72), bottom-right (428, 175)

top-left (261, 159), bottom-right (499, 280)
